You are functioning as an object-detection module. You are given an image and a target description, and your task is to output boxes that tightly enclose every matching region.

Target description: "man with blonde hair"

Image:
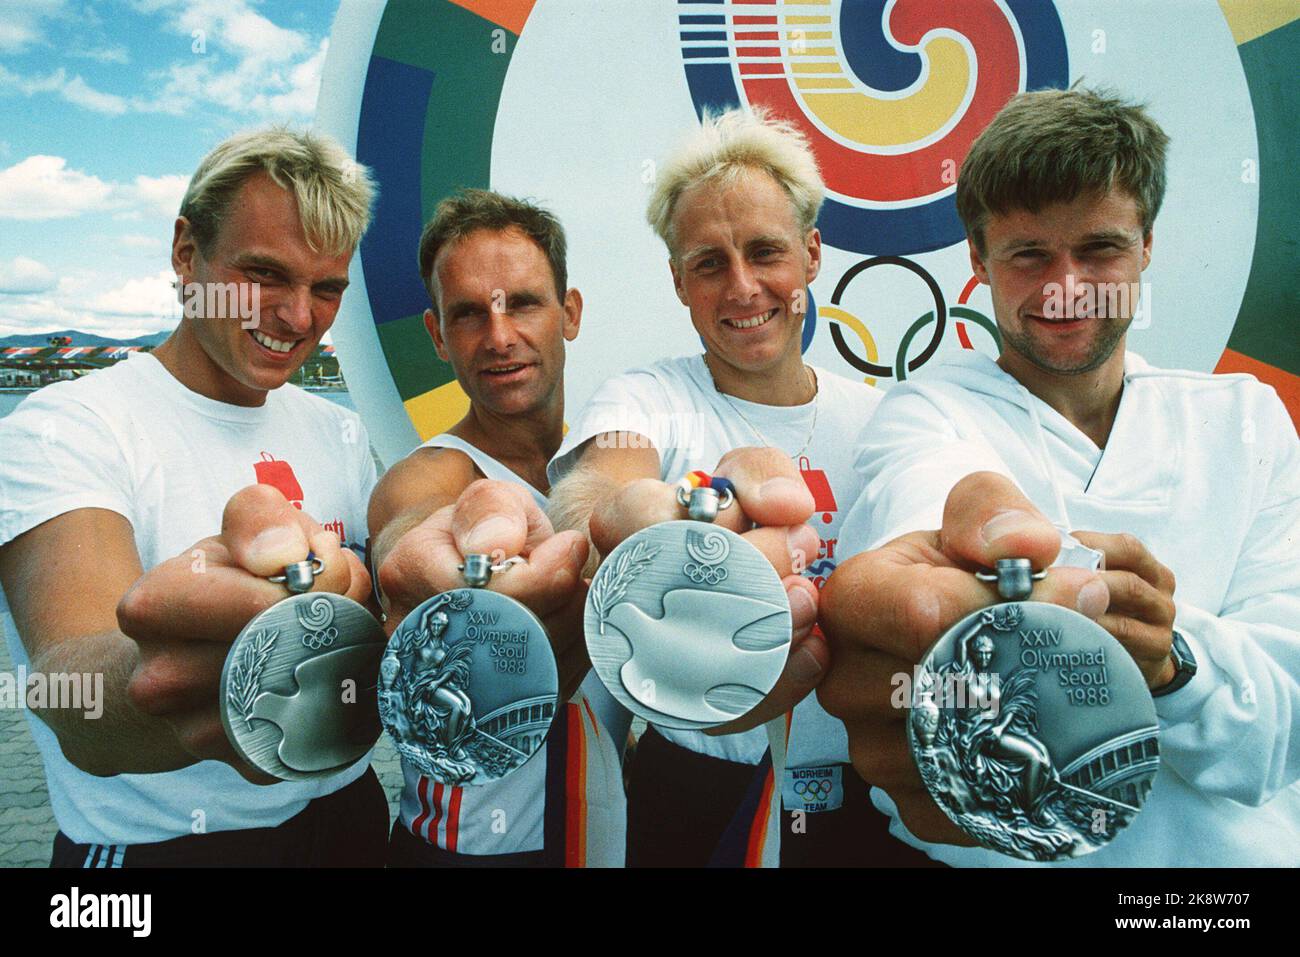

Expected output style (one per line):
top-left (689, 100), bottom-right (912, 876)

top-left (0, 127), bottom-right (387, 866)
top-left (547, 108), bottom-right (928, 866)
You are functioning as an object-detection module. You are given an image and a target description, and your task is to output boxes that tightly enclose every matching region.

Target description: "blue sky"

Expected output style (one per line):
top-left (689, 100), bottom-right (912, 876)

top-left (0, 0), bottom-right (344, 338)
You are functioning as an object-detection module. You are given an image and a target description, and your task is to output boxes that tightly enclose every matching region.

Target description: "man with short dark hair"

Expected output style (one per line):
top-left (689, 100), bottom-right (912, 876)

top-left (820, 87), bottom-right (1300, 866)
top-left (369, 189), bottom-right (626, 867)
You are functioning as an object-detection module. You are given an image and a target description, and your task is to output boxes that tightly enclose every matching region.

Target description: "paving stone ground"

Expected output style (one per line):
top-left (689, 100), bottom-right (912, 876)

top-left (0, 627), bottom-right (404, 868)
top-left (0, 630), bottom-right (57, 867)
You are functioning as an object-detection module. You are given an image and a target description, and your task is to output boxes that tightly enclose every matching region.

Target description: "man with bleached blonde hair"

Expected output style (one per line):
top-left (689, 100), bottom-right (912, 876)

top-left (0, 127), bottom-right (388, 867)
top-left (546, 108), bottom-right (930, 866)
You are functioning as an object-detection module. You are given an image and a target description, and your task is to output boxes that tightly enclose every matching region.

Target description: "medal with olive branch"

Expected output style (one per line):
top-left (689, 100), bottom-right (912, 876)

top-left (226, 629), bottom-right (278, 730)
top-left (590, 540), bottom-right (661, 635)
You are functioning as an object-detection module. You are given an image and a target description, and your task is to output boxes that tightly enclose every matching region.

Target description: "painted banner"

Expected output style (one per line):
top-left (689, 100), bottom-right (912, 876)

top-left (315, 0), bottom-right (1298, 467)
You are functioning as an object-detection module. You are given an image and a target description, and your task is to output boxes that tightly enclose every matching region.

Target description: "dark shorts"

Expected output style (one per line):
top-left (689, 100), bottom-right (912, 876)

top-left (50, 767), bottom-right (389, 868)
top-left (626, 726), bottom-right (757, 868)
top-left (626, 726), bottom-right (945, 868)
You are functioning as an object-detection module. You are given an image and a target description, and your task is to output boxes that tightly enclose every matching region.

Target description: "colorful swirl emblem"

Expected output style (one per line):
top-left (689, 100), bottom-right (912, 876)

top-left (679, 0), bottom-right (1069, 256)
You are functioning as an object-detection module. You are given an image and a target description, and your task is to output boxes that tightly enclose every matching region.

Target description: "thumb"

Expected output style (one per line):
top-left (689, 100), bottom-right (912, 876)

top-left (939, 471), bottom-right (1062, 572)
top-left (223, 484), bottom-right (317, 578)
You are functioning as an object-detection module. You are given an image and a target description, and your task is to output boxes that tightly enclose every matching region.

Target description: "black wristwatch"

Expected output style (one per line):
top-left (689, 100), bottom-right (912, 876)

top-left (1151, 628), bottom-right (1197, 698)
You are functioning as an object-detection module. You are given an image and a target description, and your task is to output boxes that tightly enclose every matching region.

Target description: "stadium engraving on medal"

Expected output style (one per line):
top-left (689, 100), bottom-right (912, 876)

top-left (909, 573), bottom-right (1159, 861)
top-left (221, 592), bottom-right (386, 781)
top-left (380, 588), bottom-right (558, 786)
top-left (585, 520), bottom-right (791, 731)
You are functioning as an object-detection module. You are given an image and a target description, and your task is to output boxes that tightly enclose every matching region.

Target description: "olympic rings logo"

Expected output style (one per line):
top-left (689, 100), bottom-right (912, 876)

top-left (302, 626), bottom-right (339, 650)
top-left (793, 778), bottom-right (834, 801)
top-left (684, 563), bottom-right (729, 586)
top-left (826, 256), bottom-right (1002, 383)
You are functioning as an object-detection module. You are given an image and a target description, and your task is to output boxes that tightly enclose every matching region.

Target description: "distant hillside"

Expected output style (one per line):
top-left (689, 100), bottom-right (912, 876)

top-left (0, 329), bottom-right (173, 349)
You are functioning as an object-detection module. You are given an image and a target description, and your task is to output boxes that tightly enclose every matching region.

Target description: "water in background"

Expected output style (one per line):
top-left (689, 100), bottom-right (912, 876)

top-left (0, 392), bottom-right (28, 419)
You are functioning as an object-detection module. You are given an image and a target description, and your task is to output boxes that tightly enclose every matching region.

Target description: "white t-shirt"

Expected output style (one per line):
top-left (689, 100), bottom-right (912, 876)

top-left (836, 350), bottom-right (1300, 867)
top-left (395, 433), bottom-right (627, 865)
top-left (548, 354), bottom-right (884, 767)
top-left (0, 353), bottom-right (377, 846)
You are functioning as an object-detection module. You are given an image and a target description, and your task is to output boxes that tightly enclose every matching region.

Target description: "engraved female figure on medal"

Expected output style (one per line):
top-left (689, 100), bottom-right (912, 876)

top-left (380, 554), bottom-right (560, 787)
top-left (585, 472), bottom-right (793, 730)
top-left (909, 558), bottom-right (1160, 861)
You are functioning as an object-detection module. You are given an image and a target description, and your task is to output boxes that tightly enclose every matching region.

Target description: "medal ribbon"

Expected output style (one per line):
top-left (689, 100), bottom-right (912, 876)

top-left (677, 470), bottom-right (736, 500)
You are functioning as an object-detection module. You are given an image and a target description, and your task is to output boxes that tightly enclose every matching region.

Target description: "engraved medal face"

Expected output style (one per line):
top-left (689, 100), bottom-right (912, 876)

top-left (221, 593), bottom-right (386, 781)
top-left (909, 602), bottom-right (1159, 861)
top-left (380, 589), bottom-right (558, 786)
top-left (585, 520), bottom-right (791, 731)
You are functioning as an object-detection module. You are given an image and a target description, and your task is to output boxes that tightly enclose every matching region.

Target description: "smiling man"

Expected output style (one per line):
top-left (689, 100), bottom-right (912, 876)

top-left (820, 88), bottom-right (1300, 866)
top-left (545, 109), bottom-right (934, 868)
top-left (0, 128), bottom-right (387, 867)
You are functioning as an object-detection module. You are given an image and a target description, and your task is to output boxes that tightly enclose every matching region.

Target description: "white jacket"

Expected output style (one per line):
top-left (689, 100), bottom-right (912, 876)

top-left (836, 350), bottom-right (1300, 866)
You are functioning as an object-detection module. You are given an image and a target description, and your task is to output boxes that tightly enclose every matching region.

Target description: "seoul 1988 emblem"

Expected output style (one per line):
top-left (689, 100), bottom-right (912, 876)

top-left (909, 563), bottom-right (1159, 861)
top-left (380, 587), bottom-right (558, 786)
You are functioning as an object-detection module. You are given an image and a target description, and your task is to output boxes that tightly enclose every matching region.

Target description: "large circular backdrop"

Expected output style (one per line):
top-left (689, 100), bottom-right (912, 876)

top-left (315, 0), bottom-right (1298, 468)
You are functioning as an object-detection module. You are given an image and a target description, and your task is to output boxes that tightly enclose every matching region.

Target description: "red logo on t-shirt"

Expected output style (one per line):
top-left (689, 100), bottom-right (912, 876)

top-left (798, 455), bottom-right (838, 525)
top-left (254, 452), bottom-right (304, 509)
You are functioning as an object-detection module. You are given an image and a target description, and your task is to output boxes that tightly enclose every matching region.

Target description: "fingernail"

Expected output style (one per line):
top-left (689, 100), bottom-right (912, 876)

top-left (250, 526), bottom-right (304, 560)
top-left (787, 585), bottom-right (815, 620)
top-left (760, 477), bottom-right (804, 502)
top-left (787, 645), bottom-right (823, 683)
top-left (787, 524), bottom-right (816, 563)
top-left (980, 509), bottom-right (1041, 545)
top-left (465, 516), bottom-right (516, 552)
top-left (1077, 578), bottom-right (1110, 619)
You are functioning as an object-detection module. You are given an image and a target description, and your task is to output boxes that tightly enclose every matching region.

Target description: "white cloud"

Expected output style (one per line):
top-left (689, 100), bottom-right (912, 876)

top-left (0, 257), bottom-right (57, 295)
top-left (88, 269), bottom-right (178, 318)
top-left (1, 1), bottom-right (326, 121)
top-left (0, 269), bottom-right (179, 339)
top-left (69, 44), bottom-right (131, 65)
top-left (133, 0), bottom-right (324, 119)
top-left (0, 65), bottom-right (129, 116)
top-left (129, 173), bottom-right (189, 218)
top-left (61, 75), bottom-right (128, 115)
top-left (0, 0), bottom-right (67, 54)
top-left (193, 4), bottom-right (307, 62)
top-left (254, 37), bottom-right (327, 117)
top-left (0, 156), bottom-right (189, 221)
top-left (0, 156), bottom-right (114, 220)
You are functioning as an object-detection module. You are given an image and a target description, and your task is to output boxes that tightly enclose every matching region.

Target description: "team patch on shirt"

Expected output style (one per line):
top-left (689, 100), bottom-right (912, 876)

top-left (782, 765), bottom-right (844, 814)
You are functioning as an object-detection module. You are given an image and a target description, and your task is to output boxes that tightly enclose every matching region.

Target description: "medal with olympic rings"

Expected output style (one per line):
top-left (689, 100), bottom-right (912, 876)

top-left (584, 472), bottom-right (792, 731)
top-left (221, 554), bottom-right (387, 781)
top-left (379, 554), bottom-right (559, 786)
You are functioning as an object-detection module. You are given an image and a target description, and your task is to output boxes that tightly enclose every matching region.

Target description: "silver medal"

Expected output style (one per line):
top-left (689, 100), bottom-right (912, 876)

top-left (585, 485), bottom-right (792, 731)
top-left (909, 559), bottom-right (1159, 860)
top-left (379, 557), bottom-right (558, 786)
top-left (221, 585), bottom-right (387, 781)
